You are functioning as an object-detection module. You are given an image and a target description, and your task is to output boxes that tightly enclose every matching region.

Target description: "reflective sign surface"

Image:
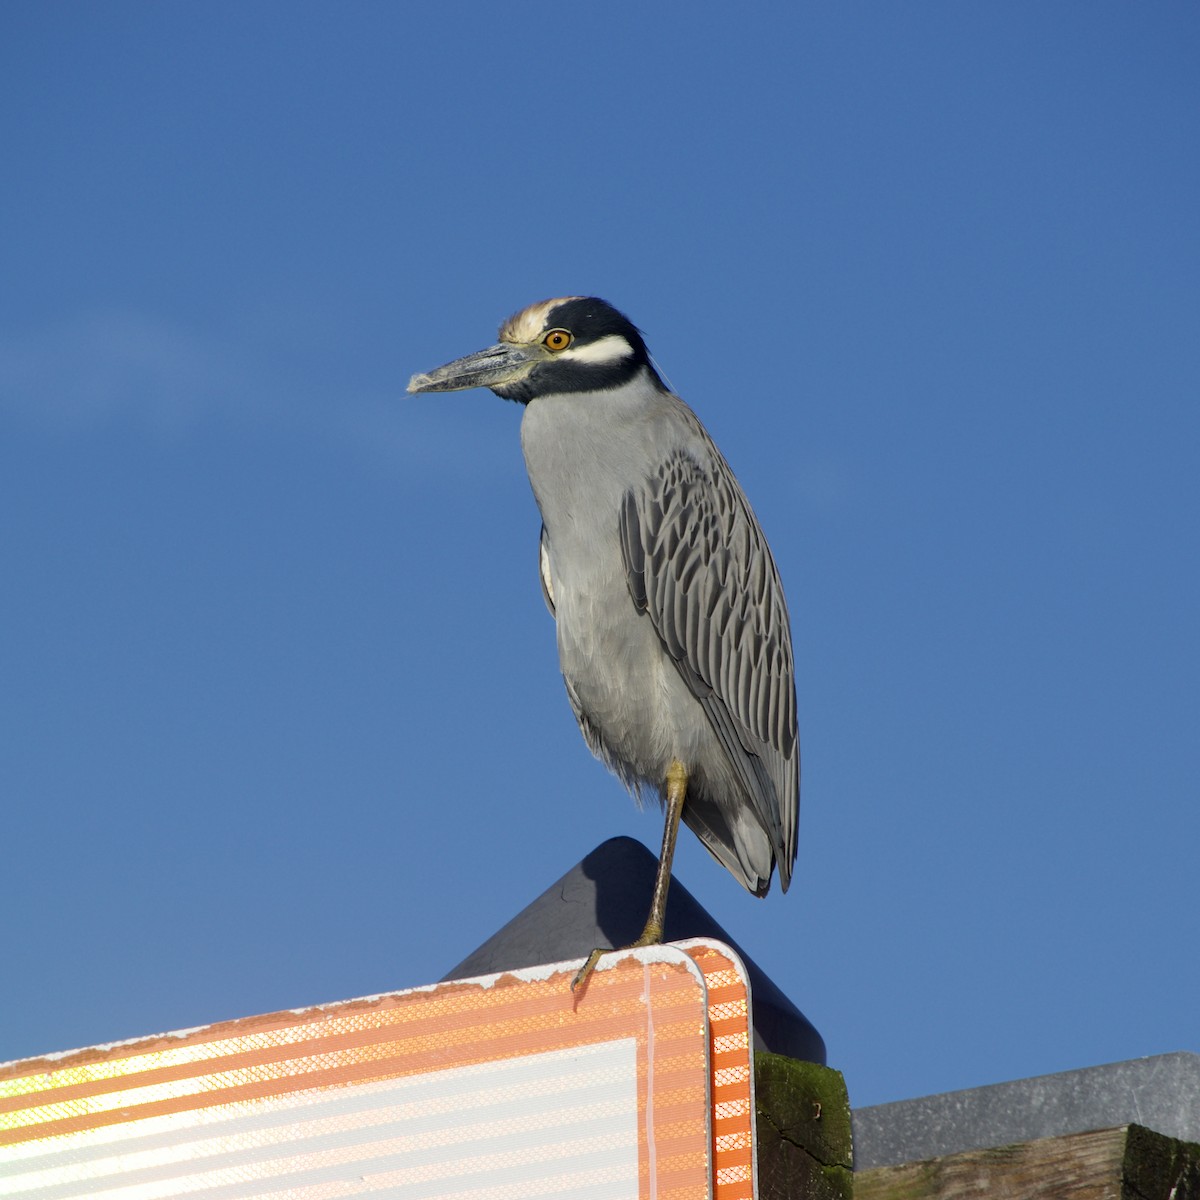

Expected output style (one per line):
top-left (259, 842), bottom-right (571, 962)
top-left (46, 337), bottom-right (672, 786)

top-left (2, 940), bottom-right (755, 1199)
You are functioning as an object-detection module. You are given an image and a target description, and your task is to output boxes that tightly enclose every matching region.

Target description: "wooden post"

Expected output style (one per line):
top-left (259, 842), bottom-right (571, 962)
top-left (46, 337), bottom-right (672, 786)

top-left (855, 1123), bottom-right (1200, 1200)
top-left (755, 1051), bottom-right (854, 1199)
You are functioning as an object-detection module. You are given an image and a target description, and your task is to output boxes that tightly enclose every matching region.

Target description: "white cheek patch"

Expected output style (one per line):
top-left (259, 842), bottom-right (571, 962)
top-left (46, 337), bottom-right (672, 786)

top-left (562, 334), bottom-right (634, 366)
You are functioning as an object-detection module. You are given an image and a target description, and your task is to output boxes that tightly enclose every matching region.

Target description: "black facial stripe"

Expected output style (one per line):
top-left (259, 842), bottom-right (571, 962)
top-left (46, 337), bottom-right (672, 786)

top-left (544, 298), bottom-right (652, 359)
top-left (538, 356), bottom-right (640, 395)
top-left (493, 360), bottom-right (665, 404)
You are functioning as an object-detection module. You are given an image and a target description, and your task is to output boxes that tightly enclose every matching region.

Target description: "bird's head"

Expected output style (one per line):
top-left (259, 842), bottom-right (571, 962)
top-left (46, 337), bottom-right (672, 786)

top-left (407, 296), bottom-right (664, 404)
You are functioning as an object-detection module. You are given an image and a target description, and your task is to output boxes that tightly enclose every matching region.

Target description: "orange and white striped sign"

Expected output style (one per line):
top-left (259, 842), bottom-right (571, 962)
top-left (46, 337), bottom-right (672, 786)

top-left (1, 939), bottom-right (756, 1199)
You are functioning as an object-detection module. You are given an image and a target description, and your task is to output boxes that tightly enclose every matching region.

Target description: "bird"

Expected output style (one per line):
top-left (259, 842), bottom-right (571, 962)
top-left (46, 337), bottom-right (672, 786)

top-left (408, 297), bottom-right (798, 987)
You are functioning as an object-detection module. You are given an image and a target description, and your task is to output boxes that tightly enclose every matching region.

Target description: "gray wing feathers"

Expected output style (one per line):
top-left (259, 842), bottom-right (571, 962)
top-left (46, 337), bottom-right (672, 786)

top-left (618, 442), bottom-right (798, 888)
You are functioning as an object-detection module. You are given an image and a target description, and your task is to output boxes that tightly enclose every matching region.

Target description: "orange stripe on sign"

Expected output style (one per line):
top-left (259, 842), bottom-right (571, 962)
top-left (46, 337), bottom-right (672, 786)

top-left (3, 939), bottom-right (759, 1200)
top-left (679, 939), bottom-right (756, 1200)
top-left (2, 950), bottom-right (715, 1200)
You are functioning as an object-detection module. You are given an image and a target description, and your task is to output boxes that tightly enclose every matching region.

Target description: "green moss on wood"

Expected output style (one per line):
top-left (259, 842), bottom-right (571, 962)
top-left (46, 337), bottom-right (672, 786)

top-left (1123, 1124), bottom-right (1200, 1200)
top-left (755, 1051), bottom-right (853, 1200)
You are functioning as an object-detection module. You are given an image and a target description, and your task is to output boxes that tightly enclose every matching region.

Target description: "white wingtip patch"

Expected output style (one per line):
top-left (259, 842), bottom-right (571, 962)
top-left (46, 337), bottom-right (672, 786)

top-left (539, 536), bottom-right (555, 609)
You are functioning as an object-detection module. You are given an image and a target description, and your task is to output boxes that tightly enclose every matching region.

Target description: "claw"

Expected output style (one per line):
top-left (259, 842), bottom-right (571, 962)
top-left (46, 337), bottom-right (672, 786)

top-left (571, 947), bottom-right (608, 992)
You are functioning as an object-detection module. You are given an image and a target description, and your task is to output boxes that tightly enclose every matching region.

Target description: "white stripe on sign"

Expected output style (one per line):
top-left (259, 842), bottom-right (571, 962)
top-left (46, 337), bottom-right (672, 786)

top-left (3, 1039), bottom-right (640, 1200)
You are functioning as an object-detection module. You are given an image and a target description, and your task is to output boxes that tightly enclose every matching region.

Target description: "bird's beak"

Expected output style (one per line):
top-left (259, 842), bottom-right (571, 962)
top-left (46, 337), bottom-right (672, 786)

top-left (407, 341), bottom-right (541, 395)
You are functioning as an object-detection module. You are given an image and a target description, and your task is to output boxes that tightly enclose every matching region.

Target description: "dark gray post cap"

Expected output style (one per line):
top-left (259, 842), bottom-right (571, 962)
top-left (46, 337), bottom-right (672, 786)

top-left (441, 836), bottom-right (826, 1064)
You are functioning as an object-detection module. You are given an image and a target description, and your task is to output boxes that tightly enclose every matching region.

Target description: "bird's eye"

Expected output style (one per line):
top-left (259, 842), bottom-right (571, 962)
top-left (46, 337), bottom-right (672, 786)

top-left (542, 329), bottom-right (572, 352)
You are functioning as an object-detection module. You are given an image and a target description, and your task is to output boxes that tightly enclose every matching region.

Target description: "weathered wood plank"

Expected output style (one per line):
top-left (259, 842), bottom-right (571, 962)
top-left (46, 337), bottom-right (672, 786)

top-left (855, 1123), bottom-right (1200, 1200)
top-left (755, 1051), bottom-right (853, 1200)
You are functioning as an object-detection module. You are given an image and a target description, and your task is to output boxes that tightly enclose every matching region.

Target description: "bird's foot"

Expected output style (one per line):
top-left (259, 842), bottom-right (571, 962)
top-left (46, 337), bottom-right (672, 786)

top-left (570, 919), bottom-right (665, 993)
top-left (631, 918), bottom-right (663, 947)
top-left (571, 947), bottom-right (609, 992)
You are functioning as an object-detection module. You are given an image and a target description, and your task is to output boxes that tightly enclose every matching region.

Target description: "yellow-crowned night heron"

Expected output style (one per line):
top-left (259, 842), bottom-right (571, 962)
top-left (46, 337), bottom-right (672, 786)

top-left (408, 297), bottom-right (797, 987)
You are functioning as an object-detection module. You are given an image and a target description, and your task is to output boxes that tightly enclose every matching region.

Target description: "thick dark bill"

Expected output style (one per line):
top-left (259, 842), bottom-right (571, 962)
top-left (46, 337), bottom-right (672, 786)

top-left (407, 342), bottom-right (541, 394)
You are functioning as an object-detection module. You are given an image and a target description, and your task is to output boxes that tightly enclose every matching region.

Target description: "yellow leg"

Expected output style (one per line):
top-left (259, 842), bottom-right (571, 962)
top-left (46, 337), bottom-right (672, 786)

top-left (572, 760), bottom-right (689, 992)
top-left (633, 759), bottom-right (687, 945)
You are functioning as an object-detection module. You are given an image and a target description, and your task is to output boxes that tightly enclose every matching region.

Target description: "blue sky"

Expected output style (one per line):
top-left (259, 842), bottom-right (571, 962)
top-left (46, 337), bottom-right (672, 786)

top-left (2, 5), bottom-right (1197, 1110)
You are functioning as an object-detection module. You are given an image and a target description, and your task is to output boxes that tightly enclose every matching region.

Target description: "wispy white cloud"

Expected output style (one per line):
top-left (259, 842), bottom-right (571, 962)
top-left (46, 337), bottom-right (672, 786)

top-left (0, 309), bottom-right (515, 484)
top-left (0, 310), bottom-right (271, 436)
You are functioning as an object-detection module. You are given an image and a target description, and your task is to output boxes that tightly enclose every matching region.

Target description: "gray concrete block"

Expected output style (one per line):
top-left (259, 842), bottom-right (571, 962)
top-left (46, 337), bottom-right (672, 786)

top-left (853, 1051), bottom-right (1200, 1169)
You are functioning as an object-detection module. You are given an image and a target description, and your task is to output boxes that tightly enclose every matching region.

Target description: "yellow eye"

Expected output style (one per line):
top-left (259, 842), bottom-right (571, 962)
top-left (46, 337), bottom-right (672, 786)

top-left (542, 329), bottom-right (572, 352)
